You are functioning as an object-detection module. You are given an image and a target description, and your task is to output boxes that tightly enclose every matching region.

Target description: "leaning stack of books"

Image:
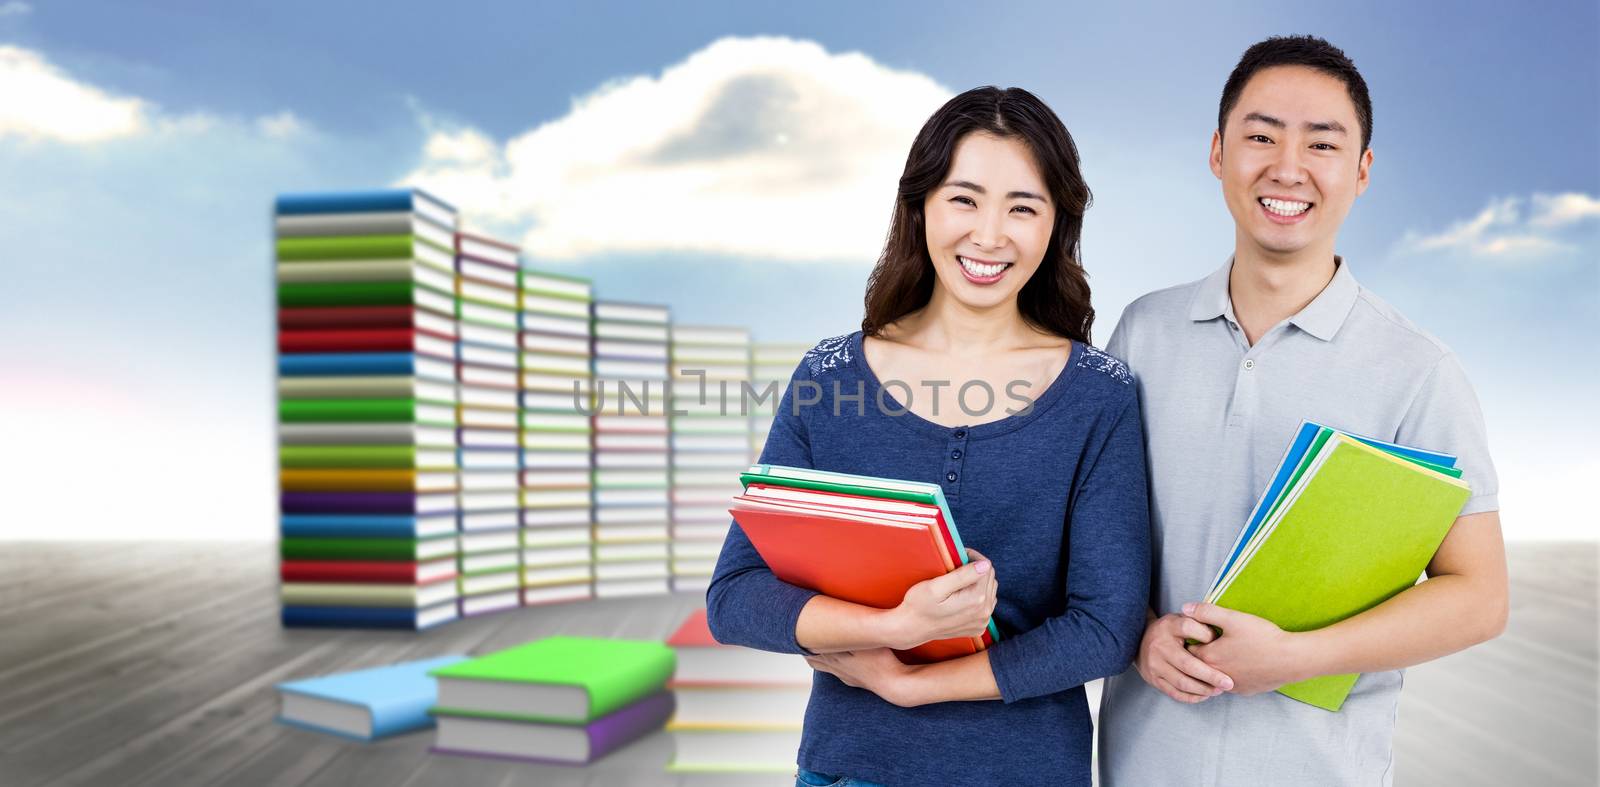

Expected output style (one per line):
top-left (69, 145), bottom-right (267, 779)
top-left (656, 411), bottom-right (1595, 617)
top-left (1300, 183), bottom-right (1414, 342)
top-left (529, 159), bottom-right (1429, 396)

top-left (589, 301), bottom-right (674, 598)
top-left (274, 188), bottom-right (463, 630)
top-left (430, 637), bottom-right (676, 764)
top-left (451, 232), bottom-right (526, 619)
top-left (516, 267), bottom-right (598, 606)
top-left (728, 464), bottom-right (1000, 663)
top-left (748, 343), bottom-right (810, 459)
top-left (1204, 421), bottom-right (1470, 711)
top-left (668, 326), bottom-right (753, 592)
top-left (665, 609), bottom-right (810, 773)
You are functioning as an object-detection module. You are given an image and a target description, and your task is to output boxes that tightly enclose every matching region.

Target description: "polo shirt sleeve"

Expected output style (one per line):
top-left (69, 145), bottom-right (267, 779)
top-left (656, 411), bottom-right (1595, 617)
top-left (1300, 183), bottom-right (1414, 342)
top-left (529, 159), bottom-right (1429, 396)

top-left (987, 392), bottom-right (1152, 702)
top-left (704, 360), bottom-right (823, 654)
top-left (1394, 351), bottom-right (1499, 516)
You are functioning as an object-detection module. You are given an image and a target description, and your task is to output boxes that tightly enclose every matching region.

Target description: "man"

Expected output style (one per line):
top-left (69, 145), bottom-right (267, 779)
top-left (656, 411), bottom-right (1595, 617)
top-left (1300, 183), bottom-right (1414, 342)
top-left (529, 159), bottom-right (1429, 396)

top-left (1098, 35), bottom-right (1506, 785)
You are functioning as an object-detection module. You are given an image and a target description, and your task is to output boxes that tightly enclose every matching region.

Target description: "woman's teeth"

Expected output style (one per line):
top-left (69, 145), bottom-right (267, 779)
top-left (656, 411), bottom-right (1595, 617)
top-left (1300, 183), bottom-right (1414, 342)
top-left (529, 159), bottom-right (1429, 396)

top-left (1260, 197), bottom-right (1311, 216)
top-left (959, 257), bottom-right (1011, 277)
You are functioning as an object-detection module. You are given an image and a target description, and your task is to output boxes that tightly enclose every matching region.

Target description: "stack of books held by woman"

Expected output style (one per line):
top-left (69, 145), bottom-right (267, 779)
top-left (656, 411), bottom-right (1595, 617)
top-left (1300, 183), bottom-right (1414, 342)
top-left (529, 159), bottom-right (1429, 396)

top-left (1204, 421), bottom-right (1471, 711)
top-left (728, 464), bottom-right (999, 664)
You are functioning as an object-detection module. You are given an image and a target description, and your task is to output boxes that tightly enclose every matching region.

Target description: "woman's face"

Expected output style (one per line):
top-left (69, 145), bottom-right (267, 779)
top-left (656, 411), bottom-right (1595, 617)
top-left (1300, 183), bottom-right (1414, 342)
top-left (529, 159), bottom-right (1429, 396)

top-left (922, 132), bottom-right (1055, 313)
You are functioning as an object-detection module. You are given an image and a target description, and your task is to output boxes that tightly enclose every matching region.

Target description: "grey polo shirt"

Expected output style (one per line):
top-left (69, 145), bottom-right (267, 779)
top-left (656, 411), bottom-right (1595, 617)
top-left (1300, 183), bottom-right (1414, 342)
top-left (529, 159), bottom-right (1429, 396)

top-left (1098, 258), bottom-right (1498, 786)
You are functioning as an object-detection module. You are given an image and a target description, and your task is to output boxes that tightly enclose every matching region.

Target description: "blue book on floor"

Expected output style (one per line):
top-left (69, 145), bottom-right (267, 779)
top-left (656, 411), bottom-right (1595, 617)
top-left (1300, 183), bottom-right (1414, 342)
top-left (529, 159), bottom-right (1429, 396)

top-left (277, 655), bottom-right (468, 741)
top-left (280, 603), bottom-right (459, 631)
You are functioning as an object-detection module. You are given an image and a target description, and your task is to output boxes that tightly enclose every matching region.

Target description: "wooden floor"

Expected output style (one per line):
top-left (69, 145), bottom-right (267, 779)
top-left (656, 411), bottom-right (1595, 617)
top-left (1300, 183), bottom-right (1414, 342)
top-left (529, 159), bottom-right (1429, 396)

top-left (0, 542), bottom-right (1593, 787)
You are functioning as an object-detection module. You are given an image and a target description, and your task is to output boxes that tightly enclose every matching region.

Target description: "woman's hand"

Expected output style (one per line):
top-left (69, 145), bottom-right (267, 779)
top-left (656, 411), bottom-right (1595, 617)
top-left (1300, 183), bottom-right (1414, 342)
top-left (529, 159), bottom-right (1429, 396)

top-left (884, 548), bottom-right (998, 650)
top-left (806, 648), bottom-right (926, 707)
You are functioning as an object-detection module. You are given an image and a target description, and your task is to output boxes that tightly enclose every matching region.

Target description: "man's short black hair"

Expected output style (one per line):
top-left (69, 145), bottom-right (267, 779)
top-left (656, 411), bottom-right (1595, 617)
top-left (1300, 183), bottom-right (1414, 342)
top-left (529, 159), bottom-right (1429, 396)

top-left (1219, 35), bottom-right (1373, 151)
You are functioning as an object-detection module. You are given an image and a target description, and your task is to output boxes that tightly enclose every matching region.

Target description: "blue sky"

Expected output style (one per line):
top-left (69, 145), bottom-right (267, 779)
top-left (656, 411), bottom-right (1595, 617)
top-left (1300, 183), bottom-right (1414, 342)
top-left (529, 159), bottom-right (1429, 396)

top-left (0, 1), bottom-right (1594, 538)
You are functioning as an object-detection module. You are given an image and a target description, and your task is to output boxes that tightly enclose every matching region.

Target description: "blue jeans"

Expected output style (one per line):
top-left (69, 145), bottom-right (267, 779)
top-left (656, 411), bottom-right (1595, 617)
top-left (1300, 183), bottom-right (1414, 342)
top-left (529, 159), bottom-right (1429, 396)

top-left (796, 768), bottom-right (885, 787)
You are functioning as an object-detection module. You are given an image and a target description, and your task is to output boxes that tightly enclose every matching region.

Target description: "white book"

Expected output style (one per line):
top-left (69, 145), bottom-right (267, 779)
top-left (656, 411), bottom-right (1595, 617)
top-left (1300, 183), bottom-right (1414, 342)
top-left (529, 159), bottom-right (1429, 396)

top-left (460, 344), bottom-right (519, 371)
top-left (458, 491), bottom-right (520, 512)
top-left (521, 291), bottom-right (591, 319)
top-left (520, 271), bottom-right (592, 300)
top-left (459, 300), bottom-right (519, 331)
top-left (459, 588), bottom-right (521, 616)
top-left (520, 507), bottom-right (593, 527)
top-left (594, 577), bottom-right (671, 597)
top-left (458, 530), bottom-right (521, 554)
top-left (459, 428), bottom-right (519, 448)
top-left (519, 470), bottom-right (592, 489)
top-left (522, 583), bottom-right (593, 606)
top-left (460, 279), bottom-right (519, 309)
top-left (458, 322), bottom-right (519, 350)
top-left (519, 312), bottom-right (590, 339)
top-left (520, 545), bottom-right (592, 568)
top-left (458, 470), bottom-right (519, 491)
top-left (460, 510), bottom-right (520, 532)
top-left (457, 234), bottom-right (519, 267)
top-left (521, 564), bottom-right (593, 588)
top-left (593, 302), bottom-right (669, 325)
top-left (456, 256), bottom-right (519, 288)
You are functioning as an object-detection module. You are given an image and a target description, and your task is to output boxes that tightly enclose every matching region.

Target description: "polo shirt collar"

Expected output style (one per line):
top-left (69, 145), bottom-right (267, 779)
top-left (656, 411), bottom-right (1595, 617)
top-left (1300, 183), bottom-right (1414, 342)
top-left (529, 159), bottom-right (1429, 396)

top-left (1187, 256), bottom-right (1361, 342)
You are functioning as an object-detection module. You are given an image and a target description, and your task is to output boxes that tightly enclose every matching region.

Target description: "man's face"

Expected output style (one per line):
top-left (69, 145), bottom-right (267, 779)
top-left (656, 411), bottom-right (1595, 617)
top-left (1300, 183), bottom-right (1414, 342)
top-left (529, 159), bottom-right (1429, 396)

top-left (1210, 65), bottom-right (1373, 261)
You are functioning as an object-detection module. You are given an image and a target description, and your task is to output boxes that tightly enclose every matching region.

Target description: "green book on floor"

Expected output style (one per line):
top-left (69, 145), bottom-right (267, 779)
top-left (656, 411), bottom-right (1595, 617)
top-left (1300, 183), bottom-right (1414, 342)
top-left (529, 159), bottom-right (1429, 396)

top-left (430, 636), bottom-right (675, 724)
top-left (1206, 433), bottom-right (1471, 711)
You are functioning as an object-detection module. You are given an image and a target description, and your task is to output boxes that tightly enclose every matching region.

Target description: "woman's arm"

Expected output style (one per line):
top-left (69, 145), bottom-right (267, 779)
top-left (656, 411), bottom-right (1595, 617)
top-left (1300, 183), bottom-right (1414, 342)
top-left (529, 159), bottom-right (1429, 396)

top-left (809, 393), bottom-right (1153, 704)
top-left (796, 551), bottom-right (997, 653)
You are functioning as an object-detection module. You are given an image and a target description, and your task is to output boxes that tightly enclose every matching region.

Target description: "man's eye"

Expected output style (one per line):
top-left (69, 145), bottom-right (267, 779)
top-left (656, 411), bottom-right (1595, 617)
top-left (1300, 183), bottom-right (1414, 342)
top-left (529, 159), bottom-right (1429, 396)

top-left (1311, 143), bottom-right (1336, 151)
top-left (1249, 134), bottom-right (1272, 144)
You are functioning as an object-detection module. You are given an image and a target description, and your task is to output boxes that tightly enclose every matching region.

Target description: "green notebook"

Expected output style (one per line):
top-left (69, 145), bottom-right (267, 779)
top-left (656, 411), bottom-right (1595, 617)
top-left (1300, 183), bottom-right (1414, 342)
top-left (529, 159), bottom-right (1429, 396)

top-left (1207, 434), bottom-right (1470, 711)
top-left (429, 637), bottom-right (675, 723)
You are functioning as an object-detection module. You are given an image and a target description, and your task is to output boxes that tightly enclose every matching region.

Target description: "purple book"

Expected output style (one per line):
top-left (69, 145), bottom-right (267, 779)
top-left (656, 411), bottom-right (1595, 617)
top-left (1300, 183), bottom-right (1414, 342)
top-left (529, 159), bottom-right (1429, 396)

top-left (431, 691), bottom-right (674, 765)
top-left (281, 491), bottom-right (425, 514)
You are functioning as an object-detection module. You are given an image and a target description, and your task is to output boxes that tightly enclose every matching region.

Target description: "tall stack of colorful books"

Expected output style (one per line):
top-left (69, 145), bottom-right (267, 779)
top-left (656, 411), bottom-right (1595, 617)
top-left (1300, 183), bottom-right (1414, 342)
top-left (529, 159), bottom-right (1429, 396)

top-left (516, 267), bottom-right (598, 606)
top-left (668, 326), bottom-right (752, 592)
top-left (666, 609), bottom-right (809, 773)
top-left (430, 637), bottom-right (676, 764)
top-left (590, 301), bottom-right (673, 598)
top-left (748, 343), bottom-right (810, 460)
top-left (274, 188), bottom-right (462, 630)
top-left (451, 232), bottom-right (525, 618)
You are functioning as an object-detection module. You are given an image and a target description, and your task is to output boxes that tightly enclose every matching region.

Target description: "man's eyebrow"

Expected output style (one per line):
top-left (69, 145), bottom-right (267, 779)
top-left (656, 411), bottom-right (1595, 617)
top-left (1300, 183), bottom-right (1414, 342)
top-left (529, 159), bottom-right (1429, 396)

top-left (1242, 112), bottom-right (1285, 128)
top-left (1306, 120), bottom-right (1348, 135)
top-left (944, 180), bottom-right (1047, 201)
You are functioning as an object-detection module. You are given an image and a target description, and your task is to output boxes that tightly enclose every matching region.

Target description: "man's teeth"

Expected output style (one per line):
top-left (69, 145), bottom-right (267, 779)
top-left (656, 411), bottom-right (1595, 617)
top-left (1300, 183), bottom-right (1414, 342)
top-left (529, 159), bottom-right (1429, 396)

top-left (959, 257), bottom-right (1010, 277)
top-left (1260, 197), bottom-right (1311, 216)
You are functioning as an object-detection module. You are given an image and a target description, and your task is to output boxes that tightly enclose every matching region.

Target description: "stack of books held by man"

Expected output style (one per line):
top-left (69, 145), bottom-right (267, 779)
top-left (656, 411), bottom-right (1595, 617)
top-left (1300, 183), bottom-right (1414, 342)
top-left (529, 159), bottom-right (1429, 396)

top-left (429, 637), bottom-right (676, 764)
top-left (516, 267), bottom-right (597, 606)
top-left (668, 325), bottom-right (753, 593)
top-left (665, 608), bottom-right (811, 773)
top-left (451, 231), bottom-right (525, 619)
top-left (274, 188), bottom-right (463, 630)
top-left (276, 655), bottom-right (467, 740)
top-left (1204, 421), bottom-right (1471, 711)
top-left (729, 465), bottom-right (999, 663)
top-left (590, 301), bottom-right (674, 598)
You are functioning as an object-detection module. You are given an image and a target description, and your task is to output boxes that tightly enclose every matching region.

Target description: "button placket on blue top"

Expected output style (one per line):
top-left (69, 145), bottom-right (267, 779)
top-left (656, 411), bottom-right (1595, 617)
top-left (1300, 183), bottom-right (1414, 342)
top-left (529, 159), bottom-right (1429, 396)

top-left (943, 427), bottom-right (969, 499)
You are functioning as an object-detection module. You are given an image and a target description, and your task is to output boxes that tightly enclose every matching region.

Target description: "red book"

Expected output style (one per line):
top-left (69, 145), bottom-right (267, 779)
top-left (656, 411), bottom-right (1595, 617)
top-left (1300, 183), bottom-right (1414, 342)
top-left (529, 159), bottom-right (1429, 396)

top-left (278, 327), bottom-right (454, 355)
top-left (279, 305), bottom-right (419, 329)
top-left (728, 499), bottom-right (988, 664)
top-left (280, 558), bottom-right (457, 584)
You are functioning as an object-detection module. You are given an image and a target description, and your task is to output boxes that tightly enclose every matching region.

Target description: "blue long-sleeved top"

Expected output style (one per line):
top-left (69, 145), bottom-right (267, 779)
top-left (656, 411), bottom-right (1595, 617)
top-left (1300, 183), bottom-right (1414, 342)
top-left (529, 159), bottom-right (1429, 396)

top-left (707, 331), bottom-right (1151, 787)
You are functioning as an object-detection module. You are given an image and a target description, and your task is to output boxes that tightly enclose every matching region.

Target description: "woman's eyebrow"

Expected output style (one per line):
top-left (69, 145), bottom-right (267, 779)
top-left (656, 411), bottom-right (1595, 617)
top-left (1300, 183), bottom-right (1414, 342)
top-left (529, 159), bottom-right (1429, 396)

top-left (943, 180), bottom-right (1047, 201)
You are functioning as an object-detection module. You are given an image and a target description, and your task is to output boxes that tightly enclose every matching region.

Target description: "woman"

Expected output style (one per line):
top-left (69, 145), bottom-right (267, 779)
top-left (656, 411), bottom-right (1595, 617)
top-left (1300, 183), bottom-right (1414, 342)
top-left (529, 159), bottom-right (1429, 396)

top-left (706, 86), bottom-right (1150, 787)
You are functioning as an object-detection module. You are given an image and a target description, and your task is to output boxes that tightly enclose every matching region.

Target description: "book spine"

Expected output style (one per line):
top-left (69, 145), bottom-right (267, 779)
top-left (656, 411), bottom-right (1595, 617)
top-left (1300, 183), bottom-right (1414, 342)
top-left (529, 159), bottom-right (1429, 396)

top-left (275, 191), bottom-right (415, 216)
top-left (279, 328), bottom-right (434, 354)
top-left (281, 491), bottom-right (423, 514)
top-left (279, 398), bottom-right (418, 423)
top-left (278, 352), bottom-right (424, 377)
top-left (277, 234), bottom-right (419, 261)
top-left (278, 281), bottom-right (418, 308)
top-left (279, 305), bottom-right (418, 329)
top-left (280, 446), bottom-right (422, 468)
top-left (280, 605), bottom-right (423, 629)
top-left (585, 649), bottom-right (679, 718)
top-left (279, 468), bottom-right (426, 493)
top-left (280, 536), bottom-right (420, 561)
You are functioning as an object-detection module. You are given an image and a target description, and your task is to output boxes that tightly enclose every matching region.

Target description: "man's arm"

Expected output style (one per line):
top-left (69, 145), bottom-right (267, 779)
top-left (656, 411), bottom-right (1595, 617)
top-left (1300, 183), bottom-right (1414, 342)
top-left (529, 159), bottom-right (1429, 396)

top-left (1186, 510), bottom-right (1507, 694)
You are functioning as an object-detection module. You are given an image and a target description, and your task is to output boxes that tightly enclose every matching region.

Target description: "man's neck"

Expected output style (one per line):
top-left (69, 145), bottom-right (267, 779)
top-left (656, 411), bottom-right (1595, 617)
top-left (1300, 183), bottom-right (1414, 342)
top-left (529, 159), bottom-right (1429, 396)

top-left (1228, 241), bottom-right (1339, 346)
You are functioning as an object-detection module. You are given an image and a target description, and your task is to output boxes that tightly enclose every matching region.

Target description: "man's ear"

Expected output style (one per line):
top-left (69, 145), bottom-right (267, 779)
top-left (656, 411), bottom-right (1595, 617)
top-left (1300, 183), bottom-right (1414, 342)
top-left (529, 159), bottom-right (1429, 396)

top-left (1209, 130), bottom-right (1224, 180)
top-left (1355, 147), bottom-right (1374, 197)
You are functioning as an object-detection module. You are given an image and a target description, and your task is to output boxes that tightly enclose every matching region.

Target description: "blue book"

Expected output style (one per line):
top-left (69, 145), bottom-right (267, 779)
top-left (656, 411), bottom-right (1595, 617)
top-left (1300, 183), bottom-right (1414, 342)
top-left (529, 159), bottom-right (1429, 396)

top-left (277, 655), bottom-right (468, 740)
top-left (280, 513), bottom-right (457, 539)
top-left (1211, 421), bottom-right (1460, 589)
top-left (275, 188), bottom-right (456, 219)
top-left (278, 352), bottom-right (453, 378)
top-left (281, 603), bottom-right (459, 631)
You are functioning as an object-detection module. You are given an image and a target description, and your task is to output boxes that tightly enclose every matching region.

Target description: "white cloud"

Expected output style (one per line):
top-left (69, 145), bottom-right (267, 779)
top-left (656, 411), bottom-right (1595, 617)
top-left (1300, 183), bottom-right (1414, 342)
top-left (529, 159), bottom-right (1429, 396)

top-left (400, 36), bottom-right (952, 261)
top-left (256, 110), bottom-right (307, 139)
top-left (0, 45), bottom-right (149, 143)
top-left (1397, 192), bottom-right (1599, 260)
top-left (0, 1), bottom-right (31, 17)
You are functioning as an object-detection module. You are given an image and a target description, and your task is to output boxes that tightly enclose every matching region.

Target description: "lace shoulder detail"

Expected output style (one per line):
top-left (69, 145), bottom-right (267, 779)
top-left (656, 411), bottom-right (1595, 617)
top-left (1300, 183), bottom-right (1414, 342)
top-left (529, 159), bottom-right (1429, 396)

top-left (803, 333), bottom-right (855, 377)
top-left (1078, 344), bottom-right (1133, 385)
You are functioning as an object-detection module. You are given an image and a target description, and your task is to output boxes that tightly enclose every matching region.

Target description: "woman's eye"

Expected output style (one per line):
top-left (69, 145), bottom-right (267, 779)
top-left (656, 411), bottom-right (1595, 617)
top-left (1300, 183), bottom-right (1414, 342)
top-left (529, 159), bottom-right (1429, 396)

top-left (951, 196), bottom-right (976, 206)
top-left (1012, 205), bottom-right (1036, 215)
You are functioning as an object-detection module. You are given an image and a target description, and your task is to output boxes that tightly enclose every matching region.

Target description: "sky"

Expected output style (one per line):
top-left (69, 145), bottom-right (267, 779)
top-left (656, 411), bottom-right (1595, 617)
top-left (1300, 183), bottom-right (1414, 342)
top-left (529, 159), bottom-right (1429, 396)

top-left (0, 0), bottom-right (1595, 539)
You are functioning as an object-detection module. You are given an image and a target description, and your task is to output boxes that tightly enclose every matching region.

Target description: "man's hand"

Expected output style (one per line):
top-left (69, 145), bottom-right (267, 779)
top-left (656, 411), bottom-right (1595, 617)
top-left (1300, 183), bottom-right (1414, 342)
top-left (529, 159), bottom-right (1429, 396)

top-left (1185, 602), bottom-right (1308, 696)
top-left (805, 648), bottom-right (924, 707)
top-left (884, 549), bottom-right (998, 650)
top-left (1135, 610), bottom-right (1234, 703)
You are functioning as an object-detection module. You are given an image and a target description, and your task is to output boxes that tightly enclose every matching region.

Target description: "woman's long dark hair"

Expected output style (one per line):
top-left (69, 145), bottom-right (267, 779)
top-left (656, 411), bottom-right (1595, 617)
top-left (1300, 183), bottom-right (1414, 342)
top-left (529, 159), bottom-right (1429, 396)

top-left (862, 86), bottom-right (1094, 344)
